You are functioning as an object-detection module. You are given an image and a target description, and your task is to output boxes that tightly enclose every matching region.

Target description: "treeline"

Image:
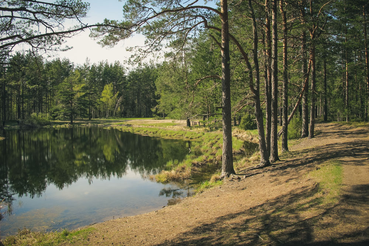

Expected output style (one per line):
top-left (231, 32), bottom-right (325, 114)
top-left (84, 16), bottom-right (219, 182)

top-left (154, 0), bottom-right (369, 123)
top-left (1, 0), bottom-right (369, 171)
top-left (91, 0), bottom-right (369, 172)
top-left (0, 53), bottom-right (158, 124)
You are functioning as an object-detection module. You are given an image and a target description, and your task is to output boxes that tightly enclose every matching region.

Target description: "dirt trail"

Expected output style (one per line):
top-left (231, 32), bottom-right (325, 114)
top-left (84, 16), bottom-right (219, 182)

top-left (72, 123), bottom-right (369, 245)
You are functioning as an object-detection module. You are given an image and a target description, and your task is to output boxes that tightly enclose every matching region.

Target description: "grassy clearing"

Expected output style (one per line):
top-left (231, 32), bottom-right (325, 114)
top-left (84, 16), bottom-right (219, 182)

top-left (308, 160), bottom-right (343, 206)
top-left (2, 227), bottom-right (96, 246)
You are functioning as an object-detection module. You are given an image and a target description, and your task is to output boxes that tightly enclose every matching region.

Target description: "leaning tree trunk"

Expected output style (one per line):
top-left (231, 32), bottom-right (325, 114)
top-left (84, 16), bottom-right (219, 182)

top-left (270, 0), bottom-right (279, 162)
top-left (220, 0), bottom-right (235, 177)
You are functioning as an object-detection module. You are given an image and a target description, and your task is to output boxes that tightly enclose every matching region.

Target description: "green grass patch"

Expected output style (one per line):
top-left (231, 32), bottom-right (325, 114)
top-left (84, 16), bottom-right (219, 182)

top-left (139, 122), bottom-right (177, 127)
top-left (3, 227), bottom-right (96, 246)
top-left (337, 121), bottom-right (369, 128)
top-left (196, 180), bottom-right (223, 193)
top-left (309, 160), bottom-right (343, 205)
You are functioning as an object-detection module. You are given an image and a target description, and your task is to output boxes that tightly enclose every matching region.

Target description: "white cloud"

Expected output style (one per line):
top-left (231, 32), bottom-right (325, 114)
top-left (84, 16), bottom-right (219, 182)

top-left (55, 31), bottom-right (146, 66)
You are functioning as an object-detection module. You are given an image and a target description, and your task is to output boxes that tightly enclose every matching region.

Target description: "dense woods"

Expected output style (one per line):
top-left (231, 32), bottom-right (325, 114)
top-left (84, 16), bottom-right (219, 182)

top-left (1, 0), bottom-right (369, 175)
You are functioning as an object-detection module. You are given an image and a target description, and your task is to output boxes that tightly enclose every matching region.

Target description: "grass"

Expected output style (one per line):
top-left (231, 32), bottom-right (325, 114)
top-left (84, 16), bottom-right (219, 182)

top-left (2, 227), bottom-right (96, 246)
top-left (308, 160), bottom-right (343, 205)
top-left (196, 179), bottom-right (223, 193)
top-left (109, 124), bottom-right (249, 186)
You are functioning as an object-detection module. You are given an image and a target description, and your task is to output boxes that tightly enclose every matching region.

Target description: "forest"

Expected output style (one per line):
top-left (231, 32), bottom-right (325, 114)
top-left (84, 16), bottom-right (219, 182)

top-left (1, 0), bottom-right (369, 175)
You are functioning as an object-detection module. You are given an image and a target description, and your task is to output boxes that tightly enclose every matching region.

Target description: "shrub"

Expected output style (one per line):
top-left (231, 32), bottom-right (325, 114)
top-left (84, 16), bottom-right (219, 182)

top-left (24, 113), bottom-right (51, 126)
top-left (288, 116), bottom-right (302, 139)
top-left (239, 114), bottom-right (257, 130)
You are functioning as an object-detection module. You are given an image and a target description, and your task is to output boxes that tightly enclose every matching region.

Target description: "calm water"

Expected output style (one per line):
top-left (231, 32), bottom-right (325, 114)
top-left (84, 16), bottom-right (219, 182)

top-left (0, 127), bottom-right (191, 236)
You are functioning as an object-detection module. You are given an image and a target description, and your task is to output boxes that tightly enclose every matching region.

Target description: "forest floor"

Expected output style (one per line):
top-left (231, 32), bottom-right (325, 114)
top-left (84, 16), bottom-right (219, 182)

top-left (3, 121), bottom-right (369, 245)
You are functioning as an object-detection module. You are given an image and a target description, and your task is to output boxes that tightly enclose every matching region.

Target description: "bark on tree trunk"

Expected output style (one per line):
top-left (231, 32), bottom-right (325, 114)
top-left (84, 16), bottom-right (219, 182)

top-left (2, 71), bottom-right (6, 127)
top-left (220, 0), bottom-right (235, 177)
top-left (309, 45), bottom-right (316, 138)
top-left (264, 0), bottom-right (272, 158)
top-left (364, 5), bottom-right (369, 121)
top-left (324, 58), bottom-right (328, 122)
top-left (301, 31), bottom-right (309, 137)
top-left (250, 0), bottom-right (270, 167)
top-left (270, 0), bottom-right (279, 162)
top-left (280, 0), bottom-right (288, 152)
top-left (345, 34), bottom-right (349, 122)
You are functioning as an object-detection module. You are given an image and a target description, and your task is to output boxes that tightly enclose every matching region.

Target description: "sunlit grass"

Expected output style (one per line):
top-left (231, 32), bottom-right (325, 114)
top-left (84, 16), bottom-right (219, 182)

top-left (2, 227), bottom-right (96, 246)
top-left (308, 160), bottom-right (343, 205)
top-left (337, 121), bottom-right (369, 128)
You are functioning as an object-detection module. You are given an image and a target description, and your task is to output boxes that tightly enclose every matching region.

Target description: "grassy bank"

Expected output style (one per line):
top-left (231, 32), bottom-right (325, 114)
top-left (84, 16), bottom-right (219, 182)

top-left (112, 125), bottom-right (247, 186)
top-left (3, 122), bottom-right (357, 245)
top-left (2, 228), bottom-right (96, 246)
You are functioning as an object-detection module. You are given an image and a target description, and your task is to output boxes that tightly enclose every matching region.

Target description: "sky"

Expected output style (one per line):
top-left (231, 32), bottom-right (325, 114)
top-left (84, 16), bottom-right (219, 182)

top-left (53, 0), bottom-right (146, 66)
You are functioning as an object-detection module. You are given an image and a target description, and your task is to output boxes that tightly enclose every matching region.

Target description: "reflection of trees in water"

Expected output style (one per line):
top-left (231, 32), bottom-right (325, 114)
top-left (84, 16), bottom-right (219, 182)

top-left (159, 187), bottom-right (194, 206)
top-left (159, 187), bottom-right (183, 198)
top-left (0, 128), bottom-right (189, 204)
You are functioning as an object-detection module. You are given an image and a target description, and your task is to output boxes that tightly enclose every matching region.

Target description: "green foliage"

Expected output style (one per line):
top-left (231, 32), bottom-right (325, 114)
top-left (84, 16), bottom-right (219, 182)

top-left (24, 113), bottom-right (51, 126)
top-left (239, 114), bottom-right (257, 131)
top-left (99, 83), bottom-right (118, 118)
top-left (288, 117), bottom-right (302, 140)
top-left (57, 70), bottom-right (86, 124)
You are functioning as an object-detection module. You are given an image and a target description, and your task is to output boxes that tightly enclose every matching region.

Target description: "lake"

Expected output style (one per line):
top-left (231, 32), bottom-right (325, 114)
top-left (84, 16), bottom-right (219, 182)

top-left (0, 127), bottom-right (191, 237)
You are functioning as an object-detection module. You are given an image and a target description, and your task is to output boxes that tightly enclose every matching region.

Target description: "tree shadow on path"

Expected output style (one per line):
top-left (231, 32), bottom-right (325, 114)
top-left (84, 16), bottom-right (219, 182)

top-left (155, 124), bottom-right (369, 245)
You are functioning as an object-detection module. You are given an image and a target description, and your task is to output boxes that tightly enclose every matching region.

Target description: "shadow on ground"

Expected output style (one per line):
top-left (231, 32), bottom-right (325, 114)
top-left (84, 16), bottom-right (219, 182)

top-left (155, 126), bottom-right (369, 246)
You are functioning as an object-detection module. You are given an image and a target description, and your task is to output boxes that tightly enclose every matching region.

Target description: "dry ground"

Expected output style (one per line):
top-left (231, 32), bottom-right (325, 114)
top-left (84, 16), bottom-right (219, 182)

top-left (59, 123), bottom-right (369, 245)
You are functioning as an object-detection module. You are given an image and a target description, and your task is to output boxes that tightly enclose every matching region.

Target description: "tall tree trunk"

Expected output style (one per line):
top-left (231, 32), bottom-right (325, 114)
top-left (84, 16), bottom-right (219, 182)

top-left (2, 72), bottom-right (6, 127)
top-left (323, 58), bottom-right (328, 122)
top-left (301, 31), bottom-right (309, 137)
top-left (250, 0), bottom-right (270, 167)
top-left (364, 5), bottom-right (369, 121)
top-left (264, 0), bottom-right (272, 158)
top-left (270, 0), bottom-right (279, 162)
top-left (280, 0), bottom-right (288, 152)
top-left (345, 34), bottom-right (349, 122)
top-left (220, 0), bottom-right (235, 177)
top-left (309, 44), bottom-right (316, 138)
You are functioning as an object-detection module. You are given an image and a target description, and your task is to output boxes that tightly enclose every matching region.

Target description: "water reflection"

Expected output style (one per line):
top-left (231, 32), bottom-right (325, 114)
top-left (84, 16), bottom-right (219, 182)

top-left (0, 127), bottom-right (190, 236)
